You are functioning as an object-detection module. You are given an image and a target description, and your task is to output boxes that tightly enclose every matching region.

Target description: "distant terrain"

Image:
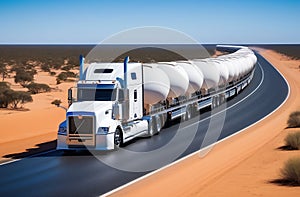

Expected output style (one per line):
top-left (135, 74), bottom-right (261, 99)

top-left (249, 44), bottom-right (300, 60)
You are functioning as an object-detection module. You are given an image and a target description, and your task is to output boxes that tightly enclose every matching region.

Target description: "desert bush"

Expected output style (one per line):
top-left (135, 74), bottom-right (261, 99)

top-left (49, 71), bottom-right (56, 76)
top-left (14, 70), bottom-right (34, 87)
top-left (65, 71), bottom-right (77, 78)
top-left (51, 99), bottom-right (62, 106)
top-left (8, 91), bottom-right (33, 108)
top-left (0, 84), bottom-right (12, 108)
top-left (0, 89), bottom-right (33, 109)
top-left (41, 64), bottom-right (51, 72)
top-left (287, 111), bottom-right (300, 128)
top-left (57, 72), bottom-right (68, 81)
top-left (285, 132), bottom-right (300, 150)
top-left (61, 64), bottom-right (74, 71)
top-left (26, 82), bottom-right (51, 94)
top-left (281, 157), bottom-right (300, 185)
top-left (52, 64), bottom-right (62, 70)
top-left (0, 81), bottom-right (10, 89)
top-left (0, 62), bottom-right (8, 81)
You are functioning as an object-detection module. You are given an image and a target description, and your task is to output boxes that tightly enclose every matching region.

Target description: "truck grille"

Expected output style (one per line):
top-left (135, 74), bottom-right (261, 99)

top-left (68, 116), bottom-right (93, 135)
top-left (67, 116), bottom-right (95, 147)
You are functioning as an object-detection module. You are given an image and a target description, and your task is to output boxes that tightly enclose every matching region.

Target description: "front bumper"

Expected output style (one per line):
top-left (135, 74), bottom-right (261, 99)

top-left (57, 133), bottom-right (115, 150)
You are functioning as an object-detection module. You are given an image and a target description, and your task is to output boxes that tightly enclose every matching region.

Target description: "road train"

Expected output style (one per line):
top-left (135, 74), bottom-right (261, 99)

top-left (56, 45), bottom-right (257, 150)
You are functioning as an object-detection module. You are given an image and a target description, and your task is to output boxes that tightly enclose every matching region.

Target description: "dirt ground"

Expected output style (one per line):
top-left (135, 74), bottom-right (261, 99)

top-left (0, 70), bottom-right (72, 163)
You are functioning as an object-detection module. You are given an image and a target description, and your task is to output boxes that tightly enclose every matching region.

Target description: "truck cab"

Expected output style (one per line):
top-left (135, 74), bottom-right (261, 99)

top-left (57, 58), bottom-right (148, 150)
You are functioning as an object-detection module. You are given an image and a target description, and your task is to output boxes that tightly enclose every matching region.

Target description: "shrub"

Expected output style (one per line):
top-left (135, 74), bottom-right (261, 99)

top-left (288, 111), bottom-right (300, 128)
top-left (56, 78), bottom-right (61, 84)
top-left (281, 157), bottom-right (300, 185)
top-left (49, 71), bottom-right (56, 76)
top-left (0, 88), bottom-right (13, 108)
top-left (14, 70), bottom-right (34, 87)
top-left (57, 72), bottom-right (68, 81)
top-left (51, 99), bottom-right (62, 106)
top-left (52, 64), bottom-right (62, 70)
top-left (26, 82), bottom-right (51, 94)
top-left (0, 62), bottom-right (8, 81)
top-left (65, 71), bottom-right (77, 78)
top-left (285, 132), bottom-right (300, 150)
top-left (0, 81), bottom-right (10, 89)
top-left (5, 90), bottom-right (33, 108)
top-left (61, 65), bottom-right (74, 71)
top-left (41, 64), bottom-right (51, 72)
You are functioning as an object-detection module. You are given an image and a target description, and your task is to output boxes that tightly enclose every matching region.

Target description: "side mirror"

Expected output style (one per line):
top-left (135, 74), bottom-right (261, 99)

top-left (68, 88), bottom-right (72, 107)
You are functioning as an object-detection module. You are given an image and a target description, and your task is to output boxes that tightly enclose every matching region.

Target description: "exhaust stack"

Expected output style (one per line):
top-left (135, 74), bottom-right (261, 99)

top-left (79, 55), bottom-right (85, 80)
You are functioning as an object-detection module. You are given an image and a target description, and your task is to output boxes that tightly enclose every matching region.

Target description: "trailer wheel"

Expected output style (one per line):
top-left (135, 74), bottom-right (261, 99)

top-left (185, 106), bottom-right (192, 120)
top-left (114, 127), bottom-right (123, 147)
top-left (156, 116), bottom-right (162, 133)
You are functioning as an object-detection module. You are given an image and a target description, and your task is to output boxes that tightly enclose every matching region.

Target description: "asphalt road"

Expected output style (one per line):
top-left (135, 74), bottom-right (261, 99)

top-left (0, 53), bottom-right (289, 197)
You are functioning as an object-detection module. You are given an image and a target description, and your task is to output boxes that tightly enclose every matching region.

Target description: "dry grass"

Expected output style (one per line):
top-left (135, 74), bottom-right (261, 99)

top-left (287, 111), bottom-right (300, 128)
top-left (281, 157), bottom-right (300, 185)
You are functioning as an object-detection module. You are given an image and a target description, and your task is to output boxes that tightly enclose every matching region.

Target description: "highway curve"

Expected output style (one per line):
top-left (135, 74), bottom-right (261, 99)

top-left (0, 53), bottom-right (289, 197)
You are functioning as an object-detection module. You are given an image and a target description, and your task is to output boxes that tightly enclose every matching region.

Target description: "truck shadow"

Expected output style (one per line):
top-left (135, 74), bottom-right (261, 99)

top-left (3, 140), bottom-right (57, 159)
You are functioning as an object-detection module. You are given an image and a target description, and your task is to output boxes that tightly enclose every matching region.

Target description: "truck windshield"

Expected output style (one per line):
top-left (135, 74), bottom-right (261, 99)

top-left (77, 88), bottom-right (116, 101)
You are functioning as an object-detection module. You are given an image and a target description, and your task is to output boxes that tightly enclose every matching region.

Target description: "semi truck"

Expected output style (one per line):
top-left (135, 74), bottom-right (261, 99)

top-left (57, 45), bottom-right (257, 150)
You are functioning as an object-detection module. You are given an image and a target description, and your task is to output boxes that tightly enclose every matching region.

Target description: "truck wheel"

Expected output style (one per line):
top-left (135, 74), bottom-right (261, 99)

top-left (149, 117), bottom-right (158, 136)
top-left (156, 116), bottom-right (162, 133)
top-left (185, 106), bottom-right (192, 120)
top-left (114, 128), bottom-right (123, 147)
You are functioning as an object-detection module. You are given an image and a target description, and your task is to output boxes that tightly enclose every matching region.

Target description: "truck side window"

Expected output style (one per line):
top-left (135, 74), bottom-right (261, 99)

top-left (134, 89), bottom-right (137, 102)
top-left (131, 72), bottom-right (137, 80)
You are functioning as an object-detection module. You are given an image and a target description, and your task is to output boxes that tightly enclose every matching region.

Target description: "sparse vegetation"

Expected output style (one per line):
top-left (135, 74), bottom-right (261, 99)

top-left (51, 99), bottom-right (62, 106)
top-left (281, 157), bottom-right (300, 185)
top-left (56, 71), bottom-right (77, 84)
top-left (57, 72), bottom-right (68, 81)
top-left (41, 64), bottom-right (51, 72)
top-left (61, 64), bottom-right (74, 71)
top-left (285, 132), bottom-right (300, 150)
top-left (0, 82), bottom-right (33, 108)
top-left (0, 62), bottom-right (8, 81)
top-left (26, 82), bottom-right (51, 94)
top-left (49, 71), bottom-right (56, 76)
top-left (14, 70), bottom-right (34, 87)
top-left (8, 91), bottom-right (33, 108)
top-left (287, 111), bottom-right (300, 128)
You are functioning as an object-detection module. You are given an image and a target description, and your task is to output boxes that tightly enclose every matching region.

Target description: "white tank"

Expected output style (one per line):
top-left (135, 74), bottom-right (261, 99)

top-left (229, 57), bottom-right (241, 81)
top-left (208, 58), bottom-right (229, 86)
top-left (175, 61), bottom-right (204, 94)
top-left (156, 63), bottom-right (189, 98)
top-left (192, 59), bottom-right (220, 90)
top-left (143, 65), bottom-right (170, 105)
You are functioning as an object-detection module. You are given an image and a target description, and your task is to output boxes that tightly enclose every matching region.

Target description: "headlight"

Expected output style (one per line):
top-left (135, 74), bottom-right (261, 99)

top-left (98, 127), bottom-right (109, 134)
top-left (58, 127), bottom-right (67, 135)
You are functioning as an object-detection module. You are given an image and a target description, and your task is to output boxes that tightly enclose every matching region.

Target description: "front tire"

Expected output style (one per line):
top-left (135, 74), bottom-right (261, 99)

top-left (114, 128), bottom-right (123, 147)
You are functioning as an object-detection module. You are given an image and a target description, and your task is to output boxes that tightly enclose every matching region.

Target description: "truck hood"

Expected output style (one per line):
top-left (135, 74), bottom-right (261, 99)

top-left (67, 101), bottom-right (112, 117)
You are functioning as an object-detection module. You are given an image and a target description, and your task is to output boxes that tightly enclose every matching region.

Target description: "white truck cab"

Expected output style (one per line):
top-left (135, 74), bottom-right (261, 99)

top-left (57, 57), bottom-right (148, 150)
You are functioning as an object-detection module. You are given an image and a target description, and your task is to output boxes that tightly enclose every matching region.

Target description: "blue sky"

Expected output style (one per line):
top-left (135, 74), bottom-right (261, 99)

top-left (0, 0), bottom-right (299, 44)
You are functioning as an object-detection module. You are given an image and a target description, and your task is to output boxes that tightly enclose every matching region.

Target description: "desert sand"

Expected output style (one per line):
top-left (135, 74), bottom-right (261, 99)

top-left (0, 70), bottom-right (74, 163)
top-left (109, 49), bottom-right (300, 196)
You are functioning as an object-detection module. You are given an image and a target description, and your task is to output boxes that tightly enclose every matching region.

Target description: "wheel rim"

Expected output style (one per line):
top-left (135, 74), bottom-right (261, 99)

top-left (156, 117), bottom-right (161, 132)
top-left (187, 108), bottom-right (191, 120)
top-left (114, 129), bottom-right (121, 145)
